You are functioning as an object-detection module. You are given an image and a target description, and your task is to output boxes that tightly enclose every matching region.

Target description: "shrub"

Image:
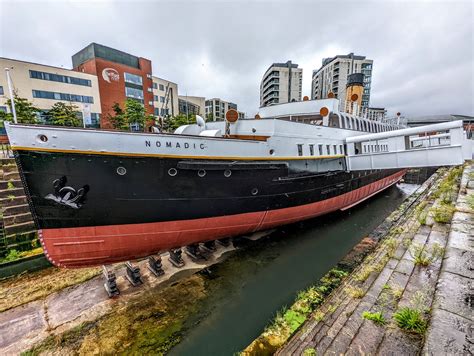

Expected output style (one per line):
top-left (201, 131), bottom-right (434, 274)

top-left (393, 307), bottom-right (427, 334)
top-left (2, 249), bottom-right (20, 262)
top-left (362, 311), bottom-right (386, 325)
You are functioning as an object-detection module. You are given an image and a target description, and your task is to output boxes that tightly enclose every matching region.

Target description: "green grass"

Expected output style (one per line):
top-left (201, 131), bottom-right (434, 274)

top-left (393, 307), bottom-right (427, 334)
top-left (362, 311), bottom-right (386, 325)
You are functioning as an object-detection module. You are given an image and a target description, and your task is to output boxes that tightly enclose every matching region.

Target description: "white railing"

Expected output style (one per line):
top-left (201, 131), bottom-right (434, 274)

top-left (345, 121), bottom-right (467, 170)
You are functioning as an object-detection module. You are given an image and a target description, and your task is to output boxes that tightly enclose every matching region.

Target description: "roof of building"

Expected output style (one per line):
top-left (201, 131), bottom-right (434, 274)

top-left (262, 60), bottom-right (300, 77)
top-left (151, 75), bottom-right (178, 85)
top-left (72, 43), bottom-right (146, 69)
top-left (312, 53), bottom-right (372, 76)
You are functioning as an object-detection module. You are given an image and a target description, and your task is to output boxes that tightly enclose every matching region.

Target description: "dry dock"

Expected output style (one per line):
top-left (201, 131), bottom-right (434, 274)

top-left (274, 163), bottom-right (473, 355)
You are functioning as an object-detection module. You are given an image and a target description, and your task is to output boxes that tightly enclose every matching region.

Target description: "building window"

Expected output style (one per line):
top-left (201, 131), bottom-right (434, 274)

top-left (125, 87), bottom-right (144, 100)
top-left (159, 84), bottom-right (165, 91)
top-left (0, 86), bottom-right (3, 95)
top-left (154, 108), bottom-right (159, 116)
top-left (124, 72), bottom-right (143, 85)
top-left (32, 90), bottom-right (94, 103)
top-left (297, 144), bottom-right (303, 156)
top-left (29, 70), bottom-right (92, 87)
top-left (0, 106), bottom-right (7, 113)
top-left (309, 144), bottom-right (314, 156)
top-left (153, 95), bottom-right (159, 101)
top-left (153, 83), bottom-right (157, 89)
top-left (160, 96), bottom-right (165, 103)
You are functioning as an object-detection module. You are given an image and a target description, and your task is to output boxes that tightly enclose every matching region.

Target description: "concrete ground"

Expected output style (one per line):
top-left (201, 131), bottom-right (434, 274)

top-left (0, 240), bottom-right (241, 354)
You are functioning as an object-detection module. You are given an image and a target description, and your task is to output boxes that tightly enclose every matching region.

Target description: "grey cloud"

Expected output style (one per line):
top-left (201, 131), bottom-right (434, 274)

top-left (0, 0), bottom-right (472, 117)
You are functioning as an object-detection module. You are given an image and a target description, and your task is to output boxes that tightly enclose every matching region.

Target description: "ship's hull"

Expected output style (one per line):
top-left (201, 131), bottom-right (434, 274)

top-left (15, 149), bottom-right (405, 268)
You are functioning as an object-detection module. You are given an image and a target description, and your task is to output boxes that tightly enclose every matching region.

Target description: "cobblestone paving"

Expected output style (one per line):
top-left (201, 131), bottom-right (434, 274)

top-left (279, 165), bottom-right (473, 355)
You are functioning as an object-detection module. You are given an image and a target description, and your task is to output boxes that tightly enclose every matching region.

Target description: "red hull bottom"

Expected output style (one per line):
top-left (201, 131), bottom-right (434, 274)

top-left (40, 170), bottom-right (406, 267)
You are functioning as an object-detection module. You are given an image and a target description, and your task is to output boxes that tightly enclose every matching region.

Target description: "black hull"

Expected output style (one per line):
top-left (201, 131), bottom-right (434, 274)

top-left (15, 150), bottom-right (402, 230)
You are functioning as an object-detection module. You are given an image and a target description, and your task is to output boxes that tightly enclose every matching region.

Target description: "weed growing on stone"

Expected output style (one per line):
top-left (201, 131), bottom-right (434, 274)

top-left (362, 311), bottom-right (386, 325)
top-left (409, 242), bottom-right (445, 266)
top-left (393, 307), bottom-right (427, 334)
top-left (392, 285), bottom-right (404, 301)
top-left (430, 202), bottom-right (456, 223)
top-left (7, 194), bottom-right (15, 201)
top-left (466, 194), bottom-right (474, 211)
top-left (354, 265), bottom-right (374, 282)
top-left (313, 310), bottom-right (325, 322)
top-left (346, 286), bottom-right (365, 299)
top-left (7, 181), bottom-right (15, 189)
top-left (303, 348), bottom-right (316, 356)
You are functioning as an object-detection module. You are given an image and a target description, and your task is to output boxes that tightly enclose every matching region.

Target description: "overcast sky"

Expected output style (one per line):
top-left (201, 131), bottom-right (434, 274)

top-left (0, 0), bottom-right (473, 117)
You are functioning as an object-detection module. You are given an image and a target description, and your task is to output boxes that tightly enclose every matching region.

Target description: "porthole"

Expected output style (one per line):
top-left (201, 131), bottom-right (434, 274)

top-left (251, 188), bottom-right (258, 195)
top-left (116, 166), bottom-right (127, 176)
top-left (224, 169), bottom-right (232, 177)
top-left (37, 134), bottom-right (48, 143)
top-left (168, 168), bottom-right (178, 177)
top-left (269, 149), bottom-right (275, 155)
top-left (198, 169), bottom-right (206, 177)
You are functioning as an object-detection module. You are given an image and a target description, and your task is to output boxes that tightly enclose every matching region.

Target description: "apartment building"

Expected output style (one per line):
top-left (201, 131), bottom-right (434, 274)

top-left (260, 61), bottom-right (302, 107)
top-left (367, 107), bottom-right (387, 121)
top-left (152, 76), bottom-right (178, 118)
top-left (178, 95), bottom-right (205, 116)
top-left (205, 98), bottom-right (244, 121)
top-left (0, 57), bottom-right (101, 127)
top-left (311, 53), bottom-right (373, 109)
top-left (72, 43), bottom-right (154, 128)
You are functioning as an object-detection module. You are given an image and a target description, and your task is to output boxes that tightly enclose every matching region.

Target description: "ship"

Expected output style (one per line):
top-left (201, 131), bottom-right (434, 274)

top-left (5, 97), bottom-right (406, 268)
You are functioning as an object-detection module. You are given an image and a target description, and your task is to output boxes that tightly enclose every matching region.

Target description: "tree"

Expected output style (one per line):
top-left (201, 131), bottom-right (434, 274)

top-left (108, 99), bottom-right (154, 131)
top-left (0, 94), bottom-right (39, 124)
top-left (47, 102), bottom-right (82, 127)
top-left (206, 113), bottom-right (214, 121)
top-left (108, 102), bottom-right (128, 130)
top-left (161, 114), bottom-right (196, 132)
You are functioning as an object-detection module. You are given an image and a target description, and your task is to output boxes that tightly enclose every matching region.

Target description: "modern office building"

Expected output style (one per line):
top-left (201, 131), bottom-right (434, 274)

top-left (205, 98), bottom-right (244, 121)
top-left (178, 95), bottom-right (205, 116)
top-left (0, 57), bottom-right (102, 127)
top-left (260, 61), bottom-right (302, 107)
top-left (72, 43), bottom-right (154, 128)
top-left (311, 53), bottom-right (373, 109)
top-left (152, 76), bottom-right (178, 118)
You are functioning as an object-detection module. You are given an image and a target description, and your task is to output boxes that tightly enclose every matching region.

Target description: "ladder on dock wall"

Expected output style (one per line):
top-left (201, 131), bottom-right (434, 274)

top-left (345, 120), bottom-right (473, 171)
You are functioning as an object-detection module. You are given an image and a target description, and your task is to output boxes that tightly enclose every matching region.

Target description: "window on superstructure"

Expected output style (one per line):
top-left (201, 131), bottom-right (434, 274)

top-left (333, 145), bottom-right (337, 155)
top-left (339, 145), bottom-right (343, 154)
top-left (318, 144), bottom-right (323, 156)
top-left (326, 145), bottom-right (331, 155)
top-left (297, 144), bottom-right (303, 156)
top-left (309, 144), bottom-right (314, 156)
top-left (0, 86), bottom-right (3, 95)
